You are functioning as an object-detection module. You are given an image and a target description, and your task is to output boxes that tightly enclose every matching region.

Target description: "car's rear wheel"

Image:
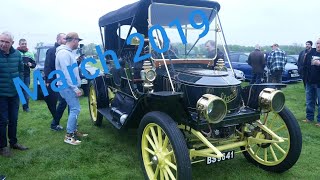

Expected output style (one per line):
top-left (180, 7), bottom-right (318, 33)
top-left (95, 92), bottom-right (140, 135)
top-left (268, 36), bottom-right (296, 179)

top-left (138, 112), bottom-right (192, 180)
top-left (88, 80), bottom-right (103, 126)
top-left (241, 107), bottom-right (302, 173)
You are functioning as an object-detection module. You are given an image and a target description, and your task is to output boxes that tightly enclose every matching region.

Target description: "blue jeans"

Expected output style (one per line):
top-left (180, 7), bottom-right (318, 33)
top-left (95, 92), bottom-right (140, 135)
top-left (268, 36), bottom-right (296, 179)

top-left (0, 95), bottom-right (19, 148)
top-left (305, 83), bottom-right (320, 122)
top-left (59, 87), bottom-right (80, 133)
top-left (22, 76), bottom-right (30, 110)
top-left (250, 72), bottom-right (263, 84)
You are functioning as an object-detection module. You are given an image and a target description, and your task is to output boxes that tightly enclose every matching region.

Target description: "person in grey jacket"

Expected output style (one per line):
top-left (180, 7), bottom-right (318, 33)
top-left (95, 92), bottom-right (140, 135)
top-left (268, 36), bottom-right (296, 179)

top-left (248, 44), bottom-right (265, 84)
top-left (55, 32), bottom-right (87, 145)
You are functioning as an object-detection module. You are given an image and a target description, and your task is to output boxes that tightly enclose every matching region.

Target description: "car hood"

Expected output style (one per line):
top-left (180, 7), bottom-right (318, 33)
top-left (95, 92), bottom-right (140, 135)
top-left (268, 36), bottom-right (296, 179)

top-left (172, 69), bottom-right (241, 86)
top-left (285, 63), bottom-right (298, 70)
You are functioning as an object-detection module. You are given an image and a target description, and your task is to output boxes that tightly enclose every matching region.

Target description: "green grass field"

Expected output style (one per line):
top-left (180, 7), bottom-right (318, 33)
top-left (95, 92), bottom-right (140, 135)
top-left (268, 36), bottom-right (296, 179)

top-left (0, 81), bottom-right (319, 179)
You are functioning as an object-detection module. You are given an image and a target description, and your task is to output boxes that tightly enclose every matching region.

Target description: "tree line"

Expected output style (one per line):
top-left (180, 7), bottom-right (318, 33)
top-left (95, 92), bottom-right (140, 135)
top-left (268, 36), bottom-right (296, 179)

top-left (35, 42), bottom-right (305, 57)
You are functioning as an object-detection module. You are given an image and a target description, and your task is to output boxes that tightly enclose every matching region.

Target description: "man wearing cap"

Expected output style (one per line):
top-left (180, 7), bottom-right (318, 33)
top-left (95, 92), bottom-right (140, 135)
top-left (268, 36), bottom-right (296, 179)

top-left (248, 44), bottom-right (265, 84)
top-left (298, 41), bottom-right (313, 88)
top-left (55, 32), bottom-right (87, 145)
top-left (267, 43), bottom-right (287, 83)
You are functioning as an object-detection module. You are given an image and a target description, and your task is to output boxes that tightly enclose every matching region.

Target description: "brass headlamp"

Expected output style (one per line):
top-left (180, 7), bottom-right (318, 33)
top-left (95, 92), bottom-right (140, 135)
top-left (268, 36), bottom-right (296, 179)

top-left (196, 94), bottom-right (227, 124)
top-left (259, 88), bottom-right (285, 113)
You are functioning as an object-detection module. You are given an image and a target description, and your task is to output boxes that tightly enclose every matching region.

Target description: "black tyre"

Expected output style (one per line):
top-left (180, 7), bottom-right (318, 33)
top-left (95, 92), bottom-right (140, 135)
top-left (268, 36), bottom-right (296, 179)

top-left (88, 80), bottom-right (103, 126)
top-left (81, 82), bottom-right (90, 97)
top-left (138, 111), bottom-right (192, 180)
top-left (241, 107), bottom-right (302, 173)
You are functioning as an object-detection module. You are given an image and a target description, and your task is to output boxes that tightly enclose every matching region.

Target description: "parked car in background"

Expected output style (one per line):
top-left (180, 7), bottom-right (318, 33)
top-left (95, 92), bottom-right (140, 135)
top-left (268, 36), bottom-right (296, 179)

top-left (228, 68), bottom-right (245, 81)
top-left (34, 44), bottom-right (98, 98)
top-left (225, 52), bottom-right (301, 83)
top-left (34, 44), bottom-right (53, 100)
top-left (287, 55), bottom-right (299, 65)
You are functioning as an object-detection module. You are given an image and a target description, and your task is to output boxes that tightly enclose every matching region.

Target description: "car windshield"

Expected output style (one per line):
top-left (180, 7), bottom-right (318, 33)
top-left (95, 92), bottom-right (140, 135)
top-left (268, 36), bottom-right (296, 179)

top-left (287, 56), bottom-right (298, 64)
top-left (37, 47), bottom-right (49, 67)
top-left (149, 3), bottom-right (220, 62)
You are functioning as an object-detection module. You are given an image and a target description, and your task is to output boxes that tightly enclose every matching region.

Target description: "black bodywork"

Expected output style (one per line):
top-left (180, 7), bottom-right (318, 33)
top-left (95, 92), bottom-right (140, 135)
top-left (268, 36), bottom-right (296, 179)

top-left (95, 0), bottom-right (283, 131)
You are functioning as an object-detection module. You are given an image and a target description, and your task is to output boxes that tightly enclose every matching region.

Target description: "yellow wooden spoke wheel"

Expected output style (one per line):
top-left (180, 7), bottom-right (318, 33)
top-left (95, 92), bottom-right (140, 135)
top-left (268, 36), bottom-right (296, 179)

top-left (138, 112), bottom-right (192, 180)
top-left (88, 81), bottom-right (103, 126)
top-left (241, 107), bottom-right (302, 173)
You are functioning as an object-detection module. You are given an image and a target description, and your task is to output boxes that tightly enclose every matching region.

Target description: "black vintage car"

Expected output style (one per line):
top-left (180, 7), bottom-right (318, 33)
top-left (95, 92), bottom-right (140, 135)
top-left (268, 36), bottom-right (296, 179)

top-left (89, 0), bottom-right (302, 179)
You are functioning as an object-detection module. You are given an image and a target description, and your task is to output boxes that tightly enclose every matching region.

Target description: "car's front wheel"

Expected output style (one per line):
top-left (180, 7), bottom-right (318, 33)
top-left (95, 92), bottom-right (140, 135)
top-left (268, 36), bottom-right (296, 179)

top-left (241, 107), bottom-right (302, 173)
top-left (138, 111), bottom-right (192, 180)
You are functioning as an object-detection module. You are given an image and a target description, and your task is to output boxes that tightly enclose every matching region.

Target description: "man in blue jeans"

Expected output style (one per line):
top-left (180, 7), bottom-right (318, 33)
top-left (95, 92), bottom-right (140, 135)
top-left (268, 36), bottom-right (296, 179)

top-left (0, 31), bottom-right (28, 157)
top-left (55, 32), bottom-right (87, 145)
top-left (302, 38), bottom-right (320, 127)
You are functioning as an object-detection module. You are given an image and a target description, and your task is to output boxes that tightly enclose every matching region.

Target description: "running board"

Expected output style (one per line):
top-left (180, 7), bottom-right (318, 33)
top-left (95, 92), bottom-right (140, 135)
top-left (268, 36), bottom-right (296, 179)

top-left (98, 108), bottom-right (122, 129)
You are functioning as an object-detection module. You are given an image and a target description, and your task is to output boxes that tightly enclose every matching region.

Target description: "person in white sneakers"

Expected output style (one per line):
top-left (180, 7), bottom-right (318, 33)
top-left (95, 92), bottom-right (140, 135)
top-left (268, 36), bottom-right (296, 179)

top-left (55, 32), bottom-right (88, 145)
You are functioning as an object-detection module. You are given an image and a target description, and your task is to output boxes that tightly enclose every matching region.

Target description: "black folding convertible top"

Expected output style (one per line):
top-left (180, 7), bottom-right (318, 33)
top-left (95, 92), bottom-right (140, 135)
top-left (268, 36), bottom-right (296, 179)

top-left (98, 0), bottom-right (220, 52)
top-left (99, 0), bottom-right (220, 27)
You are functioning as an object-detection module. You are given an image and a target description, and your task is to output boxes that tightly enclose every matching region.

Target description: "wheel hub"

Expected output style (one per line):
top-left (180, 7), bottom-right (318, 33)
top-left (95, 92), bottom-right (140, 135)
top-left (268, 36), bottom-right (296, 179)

top-left (151, 155), bottom-right (159, 165)
top-left (258, 131), bottom-right (272, 148)
top-left (152, 150), bottom-right (169, 168)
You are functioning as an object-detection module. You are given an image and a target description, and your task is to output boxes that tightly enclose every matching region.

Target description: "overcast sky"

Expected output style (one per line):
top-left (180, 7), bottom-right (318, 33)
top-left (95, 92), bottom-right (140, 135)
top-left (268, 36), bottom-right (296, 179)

top-left (1, 0), bottom-right (319, 51)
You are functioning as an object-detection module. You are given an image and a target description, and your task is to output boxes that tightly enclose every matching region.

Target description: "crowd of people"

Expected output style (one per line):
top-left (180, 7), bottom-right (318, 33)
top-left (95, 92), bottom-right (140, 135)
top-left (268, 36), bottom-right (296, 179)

top-left (0, 31), bottom-right (88, 159)
top-left (1, 29), bottom-right (320, 162)
top-left (247, 40), bottom-right (320, 127)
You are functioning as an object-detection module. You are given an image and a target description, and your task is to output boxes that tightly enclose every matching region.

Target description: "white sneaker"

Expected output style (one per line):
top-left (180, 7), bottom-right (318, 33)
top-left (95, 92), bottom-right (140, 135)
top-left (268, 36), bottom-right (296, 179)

top-left (64, 134), bottom-right (81, 145)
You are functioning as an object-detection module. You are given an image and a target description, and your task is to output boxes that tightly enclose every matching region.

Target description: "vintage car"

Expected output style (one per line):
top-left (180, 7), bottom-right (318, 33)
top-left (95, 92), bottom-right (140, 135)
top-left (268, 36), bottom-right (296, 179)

top-left (89, 0), bottom-right (302, 179)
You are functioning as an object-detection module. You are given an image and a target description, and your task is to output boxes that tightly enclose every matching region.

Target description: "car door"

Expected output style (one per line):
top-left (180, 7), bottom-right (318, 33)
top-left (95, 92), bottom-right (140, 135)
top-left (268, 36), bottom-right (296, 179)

top-left (237, 54), bottom-right (252, 80)
top-left (225, 53), bottom-right (239, 68)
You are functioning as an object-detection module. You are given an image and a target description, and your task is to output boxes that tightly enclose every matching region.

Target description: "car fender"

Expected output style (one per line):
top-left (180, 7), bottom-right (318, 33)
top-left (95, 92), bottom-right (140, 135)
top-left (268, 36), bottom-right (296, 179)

top-left (241, 83), bottom-right (286, 109)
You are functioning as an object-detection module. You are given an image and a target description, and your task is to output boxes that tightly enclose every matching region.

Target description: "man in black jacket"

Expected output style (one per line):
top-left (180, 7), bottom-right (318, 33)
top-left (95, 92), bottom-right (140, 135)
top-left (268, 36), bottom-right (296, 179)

top-left (298, 41), bottom-right (313, 87)
top-left (43, 33), bottom-right (67, 131)
top-left (248, 44), bottom-right (265, 84)
top-left (302, 39), bottom-right (320, 127)
top-left (205, 40), bottom-right (224, 68)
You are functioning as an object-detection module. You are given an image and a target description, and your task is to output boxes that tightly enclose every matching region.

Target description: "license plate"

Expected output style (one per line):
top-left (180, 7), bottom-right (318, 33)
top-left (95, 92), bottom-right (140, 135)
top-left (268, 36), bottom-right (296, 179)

top-left (291, 73), bottom-right (299, 77)
top-left (206, 150), bottom-right (234, 165)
